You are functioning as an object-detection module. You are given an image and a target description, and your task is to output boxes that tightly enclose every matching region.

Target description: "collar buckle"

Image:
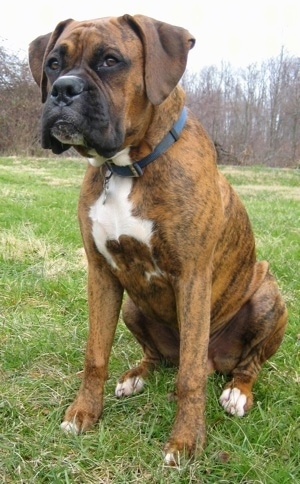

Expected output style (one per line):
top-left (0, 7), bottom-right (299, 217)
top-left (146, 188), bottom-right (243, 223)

top-left (105, 160), bottom-right (144, 177)
top-left (127, 162), bottom-right (144, 177)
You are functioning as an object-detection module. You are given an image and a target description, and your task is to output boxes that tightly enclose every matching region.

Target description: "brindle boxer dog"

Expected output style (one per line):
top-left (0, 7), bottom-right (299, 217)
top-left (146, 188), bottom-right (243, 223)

top-left (29, 14), bottom-right (287, 466)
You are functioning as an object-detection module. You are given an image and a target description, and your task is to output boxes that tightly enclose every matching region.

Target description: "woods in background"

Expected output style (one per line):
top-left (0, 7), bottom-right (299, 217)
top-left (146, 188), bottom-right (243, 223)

top-left (183, 48), bottom-right (300, 167)
top-left (0, 45), bottom-right (299, 166)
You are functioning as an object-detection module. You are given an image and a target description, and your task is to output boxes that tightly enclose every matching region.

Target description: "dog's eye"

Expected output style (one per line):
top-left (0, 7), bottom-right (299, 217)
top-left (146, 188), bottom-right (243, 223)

top-left (47, 58), bottom-right (60, 71)
top-left (103, 56), bottom-right (118, 68)
top-left (93, 52), bottom-right (123, 74)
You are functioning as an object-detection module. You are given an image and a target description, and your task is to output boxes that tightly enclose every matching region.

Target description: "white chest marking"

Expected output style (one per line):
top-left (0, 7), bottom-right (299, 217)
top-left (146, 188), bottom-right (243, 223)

top-left (89, 176), bottom-right (153, 269)
top-left (88, 147), bottom-right (132, 168)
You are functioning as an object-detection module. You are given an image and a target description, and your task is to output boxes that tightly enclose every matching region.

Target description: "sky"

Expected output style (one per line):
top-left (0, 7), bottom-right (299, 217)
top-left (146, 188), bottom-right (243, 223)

top-left (1, 0), bottom-right (299, 72)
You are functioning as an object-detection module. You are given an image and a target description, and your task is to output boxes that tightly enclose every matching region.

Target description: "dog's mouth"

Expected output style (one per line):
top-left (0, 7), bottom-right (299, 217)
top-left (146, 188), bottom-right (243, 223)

top-left (42, 105), bottom-right (125, 158)
top-left (43, 119), bottom-right (88, 155)
top-left (46, 121), bottom-right (122, 159)
top-left (50, 121), bottom-right (85, 146)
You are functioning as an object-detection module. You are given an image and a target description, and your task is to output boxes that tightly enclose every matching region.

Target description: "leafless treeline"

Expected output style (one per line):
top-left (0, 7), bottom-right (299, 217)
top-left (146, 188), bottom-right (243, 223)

top-left (0, 46), bottom-right (43, 155)
top-left (0, 44), bottom-right (299, 166)
top-left (183, 48), bottom-right (300, 166)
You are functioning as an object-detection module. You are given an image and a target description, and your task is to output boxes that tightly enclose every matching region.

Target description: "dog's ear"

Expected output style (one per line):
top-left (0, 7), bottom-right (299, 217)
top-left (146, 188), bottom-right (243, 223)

top-left (123, 14), bottom-right (195, 105)
top-left (29, 19), bottom-right (74, 103)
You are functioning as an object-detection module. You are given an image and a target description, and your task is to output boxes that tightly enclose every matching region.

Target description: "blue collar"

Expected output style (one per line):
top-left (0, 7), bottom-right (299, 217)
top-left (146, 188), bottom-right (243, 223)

top-left (105, 107), bottom-right (187, 177)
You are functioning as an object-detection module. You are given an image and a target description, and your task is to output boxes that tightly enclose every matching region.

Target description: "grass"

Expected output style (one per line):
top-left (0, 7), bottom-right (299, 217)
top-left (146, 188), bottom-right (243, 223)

top-left (0, 157), bottom-right (299, 483)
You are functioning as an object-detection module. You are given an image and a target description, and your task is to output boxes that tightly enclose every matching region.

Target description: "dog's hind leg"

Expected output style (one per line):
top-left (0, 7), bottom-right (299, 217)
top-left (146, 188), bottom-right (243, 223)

top-left (217, 269), bottom-right (287, 416)
top-left (115, 297), bottom-right (180, 398)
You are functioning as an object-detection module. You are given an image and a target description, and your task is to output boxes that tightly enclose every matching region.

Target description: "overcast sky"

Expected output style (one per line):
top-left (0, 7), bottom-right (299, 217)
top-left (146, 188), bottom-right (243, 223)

top-left (1, 0), bottom-right (299, 72)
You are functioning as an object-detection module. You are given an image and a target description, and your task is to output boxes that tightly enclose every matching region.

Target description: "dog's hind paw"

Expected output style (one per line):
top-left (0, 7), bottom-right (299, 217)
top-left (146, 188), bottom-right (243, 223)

top-left (219, 387), bottom-right (247, 417)
top-left (115, 376), bottom-right (145, 398)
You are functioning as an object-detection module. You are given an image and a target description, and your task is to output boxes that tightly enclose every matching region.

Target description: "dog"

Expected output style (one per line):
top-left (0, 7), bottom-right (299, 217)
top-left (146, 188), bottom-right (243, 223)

top-left (29, 14), bottom-right (287, 466)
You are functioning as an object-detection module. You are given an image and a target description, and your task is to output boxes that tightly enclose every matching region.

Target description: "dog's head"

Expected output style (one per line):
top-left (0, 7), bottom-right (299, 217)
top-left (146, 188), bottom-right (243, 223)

top-left (29, 15), bottom-right (195, 159)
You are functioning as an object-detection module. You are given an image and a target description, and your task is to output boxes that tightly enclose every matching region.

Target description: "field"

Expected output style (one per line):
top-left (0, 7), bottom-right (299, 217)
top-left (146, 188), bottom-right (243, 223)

top-left (0, 157), bottom-right (299, 483)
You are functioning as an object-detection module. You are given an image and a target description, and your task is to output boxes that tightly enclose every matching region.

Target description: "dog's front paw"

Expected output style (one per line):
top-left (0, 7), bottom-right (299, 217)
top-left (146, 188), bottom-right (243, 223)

top-left (219, 387), bottom-right (248, 416)
top-left (163, 421), bottom-right (206, 467)
top-left (163, 434), bottom-right (204, 468)
top-left (164, 449), bottom-right (181, 467)
top-left (61, 399), bottom-right (102, 434)
top-left (61, 419), bottom-right (80, 434)
top-left (163, 440), bottom-right (187, 467)
top-left (115, 376), bottom-right (145, 397)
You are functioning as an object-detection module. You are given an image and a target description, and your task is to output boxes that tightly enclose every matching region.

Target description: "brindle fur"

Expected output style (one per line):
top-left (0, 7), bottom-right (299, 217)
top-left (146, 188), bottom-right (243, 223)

top-left (29, 14), bottom-right (287, 464)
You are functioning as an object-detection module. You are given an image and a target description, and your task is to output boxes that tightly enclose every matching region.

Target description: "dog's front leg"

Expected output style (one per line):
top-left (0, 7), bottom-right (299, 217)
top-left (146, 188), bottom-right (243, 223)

top-left (164, 268), bottom-right (211, 466)
top-left (61, 263), bottom-right (123, 434)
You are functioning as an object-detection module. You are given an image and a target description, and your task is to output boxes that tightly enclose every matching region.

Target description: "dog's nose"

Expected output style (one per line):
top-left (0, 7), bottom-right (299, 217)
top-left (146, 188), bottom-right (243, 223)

top-left (50, 75), bottom-right (86, 105)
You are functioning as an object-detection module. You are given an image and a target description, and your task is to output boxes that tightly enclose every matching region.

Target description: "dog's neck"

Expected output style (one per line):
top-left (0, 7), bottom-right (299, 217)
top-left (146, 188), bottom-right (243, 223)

top-left (104, 107), bottom-right (187, 178)
top-left (144, 85), bottom-right (186, 147)
top-left (89, 86), bottom-right (186, 175)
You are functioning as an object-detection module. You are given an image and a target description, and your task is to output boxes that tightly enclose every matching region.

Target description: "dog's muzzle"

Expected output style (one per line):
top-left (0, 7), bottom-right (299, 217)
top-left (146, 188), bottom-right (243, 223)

top-left (42, 73), bottom-right (123, 157)
top-left (46, 75), bottom-right (87, 148)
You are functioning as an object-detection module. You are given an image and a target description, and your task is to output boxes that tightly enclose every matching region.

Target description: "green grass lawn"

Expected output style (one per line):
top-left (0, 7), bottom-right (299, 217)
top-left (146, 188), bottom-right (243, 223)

top-left (0, 158), bottom-right (299, 483)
